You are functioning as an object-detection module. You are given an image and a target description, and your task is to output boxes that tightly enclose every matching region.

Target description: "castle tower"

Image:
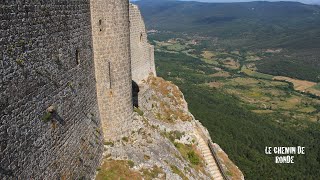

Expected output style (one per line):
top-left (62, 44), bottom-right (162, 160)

top-left (130, 4), bottom-right (156, 83)
top-left (90, 0), bottom-right (133, 140)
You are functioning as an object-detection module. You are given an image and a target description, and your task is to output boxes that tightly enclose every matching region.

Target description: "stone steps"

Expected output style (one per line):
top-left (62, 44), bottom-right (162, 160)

top-left (194, 132), bottom-right (224, 180)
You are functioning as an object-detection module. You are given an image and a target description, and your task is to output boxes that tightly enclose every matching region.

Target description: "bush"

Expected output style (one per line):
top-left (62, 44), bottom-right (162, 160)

top-left (134, 107), bottom-right (144, 116)
top-left (187, 151), bottom-right (200, 165)
top-left (170, 165), bottom-right (187, 179)
top-left (122, 137), bottom-right (129, 142)
top-left (104, 141), bottom-right (114, 146)
top-left (128, 160), bottom-right (134, 168)
top-left (41, 112), bottom-right (52, 122)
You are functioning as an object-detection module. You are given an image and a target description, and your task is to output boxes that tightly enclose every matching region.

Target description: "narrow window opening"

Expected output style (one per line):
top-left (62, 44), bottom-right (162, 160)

top-left (99, 19), bottom-right (102, 32)
top-left (108, 62), bottom-right (112, 89)
top-left (76, 49), bottom-right (80, 65)
top-left (140, 33), bottom-right (143, 42)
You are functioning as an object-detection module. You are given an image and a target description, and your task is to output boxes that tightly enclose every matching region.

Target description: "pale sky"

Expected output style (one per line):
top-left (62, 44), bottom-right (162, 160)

top-left (132, 0), bottom-right (320, 5)
top-left (181, 0), bottom-right (320, 4)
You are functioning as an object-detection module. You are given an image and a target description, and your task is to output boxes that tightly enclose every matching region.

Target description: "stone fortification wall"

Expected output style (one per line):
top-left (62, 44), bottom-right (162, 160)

top-left (0, 1), bottom-right (156, 179)
top-left (130, 4), bottom-right (156, 84)
top-left (90, 0), bottom-right (133, 140)
top-left (0, 1), bottom-right (103, 179)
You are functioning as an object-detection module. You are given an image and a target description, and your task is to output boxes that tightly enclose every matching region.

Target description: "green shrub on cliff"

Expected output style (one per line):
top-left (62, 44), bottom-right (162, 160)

top-left (134, 107), bottom-right (144, 116)
top-left (187, 151), bottom-right (200, 165)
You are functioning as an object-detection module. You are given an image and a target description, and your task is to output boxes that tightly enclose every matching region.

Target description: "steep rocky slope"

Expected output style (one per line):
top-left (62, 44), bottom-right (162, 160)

top-left (95, 75), bottom-right (243, 180)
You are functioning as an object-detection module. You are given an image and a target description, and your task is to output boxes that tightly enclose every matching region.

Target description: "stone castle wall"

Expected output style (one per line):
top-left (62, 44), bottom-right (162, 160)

top-left (0, 1), bottom-right (103, 179)
top-left (90, 0), bottom-right (133, 140)
top-left (0, 1), bottom-right (156, 179)
top-left (130, 4), bottom-right (156, 84)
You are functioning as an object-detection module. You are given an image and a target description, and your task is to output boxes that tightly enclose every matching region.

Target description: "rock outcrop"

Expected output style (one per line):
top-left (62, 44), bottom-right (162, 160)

top-left (96, 75), bottom-right (244, 180)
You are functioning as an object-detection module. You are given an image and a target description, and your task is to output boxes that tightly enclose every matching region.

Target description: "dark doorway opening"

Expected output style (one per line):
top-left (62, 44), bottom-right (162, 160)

top-left (132, 80), bottom-right (140, 107)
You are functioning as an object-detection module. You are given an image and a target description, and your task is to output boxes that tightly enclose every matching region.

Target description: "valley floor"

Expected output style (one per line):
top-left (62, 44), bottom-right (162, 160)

top-left (151, 33), bottom-right (320, 179)
top-left (153, 36), bottom-right (320, 123)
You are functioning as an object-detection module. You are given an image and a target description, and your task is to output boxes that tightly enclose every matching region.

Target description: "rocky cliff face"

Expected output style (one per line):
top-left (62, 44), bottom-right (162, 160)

top-left (95, 75), bottom-right (243, 180)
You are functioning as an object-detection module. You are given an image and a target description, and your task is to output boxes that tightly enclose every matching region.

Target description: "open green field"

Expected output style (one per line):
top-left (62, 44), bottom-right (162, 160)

top-left (314, 84), bottom-right (320, 90)
top-left (241, 66), bottom-right (274, 80)
top-left (153, 36), bottom-right (320, 179)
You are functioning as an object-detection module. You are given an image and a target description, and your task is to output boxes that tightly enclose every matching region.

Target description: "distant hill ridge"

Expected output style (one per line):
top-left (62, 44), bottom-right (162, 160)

top-left (134, 0), bottom-right (320, 49)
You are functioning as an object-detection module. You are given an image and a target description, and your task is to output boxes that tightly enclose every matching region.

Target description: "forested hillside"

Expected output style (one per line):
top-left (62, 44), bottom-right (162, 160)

top-left (135, 0), bottom-right (320, 82)
top-left (134, 0), bottom-right (320, 179)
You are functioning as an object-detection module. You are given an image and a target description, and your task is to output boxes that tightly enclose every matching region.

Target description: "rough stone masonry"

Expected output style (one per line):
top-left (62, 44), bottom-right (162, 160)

top-left (130, 4), bottom-right (156, 84)
top-left (0, 0), bottom-right (155, 179)
top-left (90, 0), bottom-right (133, 140)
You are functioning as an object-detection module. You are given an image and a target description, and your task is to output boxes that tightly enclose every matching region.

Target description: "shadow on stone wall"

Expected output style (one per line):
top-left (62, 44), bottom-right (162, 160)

top-left (52, 112), bottom-right (66, 125)
top-left (0, 167), bottom-right (13, 177)
top-left (132, 80), bottom-right (140, 107)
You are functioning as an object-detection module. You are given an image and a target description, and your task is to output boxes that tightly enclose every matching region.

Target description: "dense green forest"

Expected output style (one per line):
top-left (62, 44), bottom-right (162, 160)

top-left (136, 0), bottom-right (320, 82)
top-left (155, 51), bottom-right (320, 179)
top-left (136, 0), bottom-right (320, 48)
top-left (256, 50), bottom-right (320, 82)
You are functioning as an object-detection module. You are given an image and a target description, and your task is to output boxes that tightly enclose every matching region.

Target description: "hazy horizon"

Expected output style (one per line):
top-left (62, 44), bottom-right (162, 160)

top-left (131, 0), bottom-right (320, 5)
top-left (181, 0), bottom-right (320, 4)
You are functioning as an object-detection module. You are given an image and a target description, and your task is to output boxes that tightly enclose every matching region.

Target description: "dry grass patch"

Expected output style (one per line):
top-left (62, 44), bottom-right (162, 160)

top-left (201, 51), bottom-right (220, 64)
top-left (141, 166), bottom-right (166, 180)
top-left (148, 76), bottom-right (192, 122)
top-left (205, 81), bottom-right (224, 88)
top-left (96, 160), bottom-right (142, 180)
top-left (245, 55), bottom-right (261, 61)
top-left (201, 51), bottom-right (215, 59)
top-left (297, 107), bottom-right (317, 113)
top-left (228, 77), bottom-right (260, 86)
top-left (246, 88), bottom-right (265, 98)
top-left (273, 76), bottom-right (317, 92)
top-left (252, 110), bottom-right (274, 114)
top-left (209, 71), bottom-right (230, 78)
top-left (277, 96), bottom-right (302, 110)
top-left (170, 165), bottom-right (188, 180)
top-left (222, 58), bottom-right (240, 69)
top-left (167, 43), bottom-right (187, 51)
top-left (268, 81), bottom-right (288, 87)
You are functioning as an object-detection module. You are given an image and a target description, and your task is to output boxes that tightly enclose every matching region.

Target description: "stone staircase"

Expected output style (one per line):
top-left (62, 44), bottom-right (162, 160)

top-left (195, 132), bottom-right (224, 180)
